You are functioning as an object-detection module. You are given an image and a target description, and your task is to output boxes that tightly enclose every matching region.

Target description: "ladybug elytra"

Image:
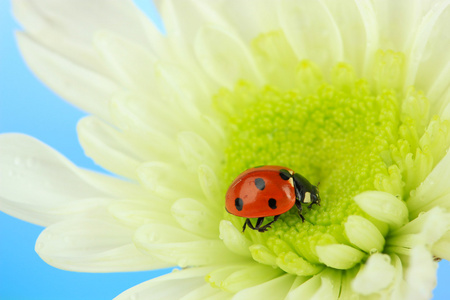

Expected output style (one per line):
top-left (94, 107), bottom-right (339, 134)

top-left (225, 165), bottom-right (320, 232)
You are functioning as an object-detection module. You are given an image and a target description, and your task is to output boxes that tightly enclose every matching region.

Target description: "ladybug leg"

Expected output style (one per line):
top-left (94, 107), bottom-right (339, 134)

top-left (295, 198), bottom-right (305, 222)
top-left (242, 218), bottom-right (255, 232)
top-left (254, 217), bottom-right (265, 232)
top-left (258, 215), bottom-right (280, 232)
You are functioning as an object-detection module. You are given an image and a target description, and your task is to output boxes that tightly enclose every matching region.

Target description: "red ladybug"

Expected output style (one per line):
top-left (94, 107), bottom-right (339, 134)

top-left (225, 165), bottom-right (320, 232)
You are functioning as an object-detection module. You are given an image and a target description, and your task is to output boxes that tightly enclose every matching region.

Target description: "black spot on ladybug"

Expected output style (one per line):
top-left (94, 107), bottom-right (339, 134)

top-left (255, 178), bottom-right (265, 190)
top-left (235, 198), bottom-right (244, 211)
top-left (268, 198), bottom-right (277, 209)
top-left (279, 169), bottom-right (291, 180)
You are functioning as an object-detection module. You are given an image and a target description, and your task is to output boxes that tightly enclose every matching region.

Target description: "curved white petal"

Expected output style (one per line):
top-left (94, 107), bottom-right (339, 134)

top-left (108, 199), bottom-right (173, 229)
top-left (232, 274), bottom-right (296, 300)
top-left (36, 218), bottom-right (170, 272)
top-left (387, 207), bottom-right (450, 254)
top-left (77, 117), bottom-right (142, 179)
top-left (285, 275), bottom-right (321, 300)
top-left (194, 25), bottom-right (262, 88)
top-left (155, 0), bottom-right (231, 43)
top-left (94, 30), bottom-right (157, 95)
top-left (13, 0), bottom-right (158, 68)
top-left (115, 267), bottom-right (219, 300)
top-left (371, 0), bottom-right (424, 52)
top-left (197, 164), bottom-right (224, 210)
top-left (134, 224), bottom-right (244, 267)
top-left (223, 0), bottom-right (280, 41)
top-left (354, 191), bottom-right (409, 229)
top-left (171, 198), bottom-right (220, 238)
top-left (177, 131), bottom-right (219, 172)
top-left (12, 0), bottom-right (163, 118)
top-left (0, 134), bottom-right (141, 226)
top-left (278, 0), bottom-right (344, 73)
top-left (136, 162), bottom-right (200, 200)
top-left (407, 148), bottom-right (450, 216)
top-left (316, 244), bottom-right (365, 270)
top-left (219, 220), bottom-right (252, 257)
top-left (351, 253), bottom-right (396, 295)
top-left (414, 1), bottom-right (450, 114)
top-left (206, 263), bottom-right (283, 294)
top-left (404, 246), bottom-right (438, 300)
top-left (16, 32), bottom-right (118, 121)
top-left (405, 1), bottom-right (450, 95)
top-left (432, 231), bottom-right (450, 260)
top-left (344, 215), bottom-right (385, 253)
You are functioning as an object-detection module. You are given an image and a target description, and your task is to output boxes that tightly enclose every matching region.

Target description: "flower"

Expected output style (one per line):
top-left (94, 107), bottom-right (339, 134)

top-left (1, 0), bottom-right (450, 299)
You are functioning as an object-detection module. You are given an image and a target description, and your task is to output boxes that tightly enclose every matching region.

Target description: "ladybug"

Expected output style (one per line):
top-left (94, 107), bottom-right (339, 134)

top-left (225, 165), bottom-right (320, 232)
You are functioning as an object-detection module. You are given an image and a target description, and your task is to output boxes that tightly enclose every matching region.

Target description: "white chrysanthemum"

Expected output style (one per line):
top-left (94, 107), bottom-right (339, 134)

top-left (1, 0), bottom-right (450, 299)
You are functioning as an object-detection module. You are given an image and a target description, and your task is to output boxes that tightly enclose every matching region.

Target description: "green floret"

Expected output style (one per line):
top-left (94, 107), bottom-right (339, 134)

top-left (214, 53), bottom-right (450, 275)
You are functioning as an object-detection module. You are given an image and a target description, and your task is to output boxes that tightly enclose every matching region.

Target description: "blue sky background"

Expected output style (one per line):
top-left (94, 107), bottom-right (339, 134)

top-left (1, 1), bottom-right (449, 299)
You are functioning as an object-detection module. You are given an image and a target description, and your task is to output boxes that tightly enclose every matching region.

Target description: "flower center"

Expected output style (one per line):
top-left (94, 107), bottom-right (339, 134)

top-left (214, 51), bottom-right (450, 276)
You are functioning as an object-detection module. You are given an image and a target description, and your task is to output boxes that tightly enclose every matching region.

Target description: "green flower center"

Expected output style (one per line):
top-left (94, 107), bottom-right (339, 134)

top-left (214, 49), bottom-right (450, 276)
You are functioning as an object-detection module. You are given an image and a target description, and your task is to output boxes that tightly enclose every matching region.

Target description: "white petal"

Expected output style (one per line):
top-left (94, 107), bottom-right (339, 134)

top-left (371, 0), bottom-right (424, 52)
top-left (177, 131), bottom-right (218, 172)
top-left (232, 274), bottom-right (296, 300)
top-left (109, 94), bottom-right (180, 160)
top-left (344, 215), bottom-right (385, 253)
top-left (249, 244), bottom-right (278, 267)
top-left (108, 199), bottom-right (173, 228)
top-left (77, 117), bottom-right (141, 179)
top-left (0, 134), bottom-right (139, 226)
top-left (286, 275), bottom-right (321, 300)
top-left (387, 254), bottom-right (408, 300)
top-left (155, 0), bottom-right (231, 43)
top-left (414, 2), bottom-right (450, 114)
top-left (310, 274), bottom-right (341, 300)
top-left (404, 246), bottom-right (438, 300)
top-left (325, 0), bottom-right (379, 76)
top-left (194, 25), bottom-right (262, 88)
top-left (137, 162), bottom-right (201, 200)
top-left (287, 270), bottom-right (343, 300)
top-left (171, 198), bottom-right (220, 238)
top-left (351, 253), bottom-right (396, 295)
top-left (206, 263), bottom-right (283, 293)
top-left (155, 0), bottom-right (236, 91)
top-left (94, 30), bottom-right (157, 94)
top-left (16, 32), bottom-right (118, 120)
top-left (338, 267), bottom-right (360, 300)
top-left (134, 224), bottom-right (243, 267)
top-left (316, 244), bottom-right (365, 270)
top-left (276, 252), bottom-right (325, 276)
top-left (432, 231), bottom-right (450, 260)
top-left (198, 164), bottom-right (224, 210)
top-left (354, 191), bottom-right (409, 229)
top-left (278, 0), bottom-right (344, 72)
top-left (13, 0), bottom-right (157, 66)
top-left (404, 1), bottom-right (450, 96)
top-left (387, 207), bottom-right (450, 252)
top-left (1, 196), bottom-right (111, 227)
top-left (223, 0), bottom-right (280, 40)
top-left (407, 149), bottom-right (450, 216)
top-left (115, 267), bottom-right (217, 300)
top-left (219, 220), bottom-right (252, 257)
top-left (36, 218), bottom-right (169, 272)
top-left (13, 0), bottom-right (166, 118)
top-left (181, 283), bottom-right (231, 300)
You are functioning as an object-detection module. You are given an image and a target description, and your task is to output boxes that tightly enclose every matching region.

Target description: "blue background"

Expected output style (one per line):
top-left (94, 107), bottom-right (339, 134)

top-left (1, 1), bottom-right (449, 299)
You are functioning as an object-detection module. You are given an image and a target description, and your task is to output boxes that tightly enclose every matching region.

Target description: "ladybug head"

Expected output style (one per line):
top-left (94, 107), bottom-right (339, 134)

top-left (310, 185), bottom-right (321, 207)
